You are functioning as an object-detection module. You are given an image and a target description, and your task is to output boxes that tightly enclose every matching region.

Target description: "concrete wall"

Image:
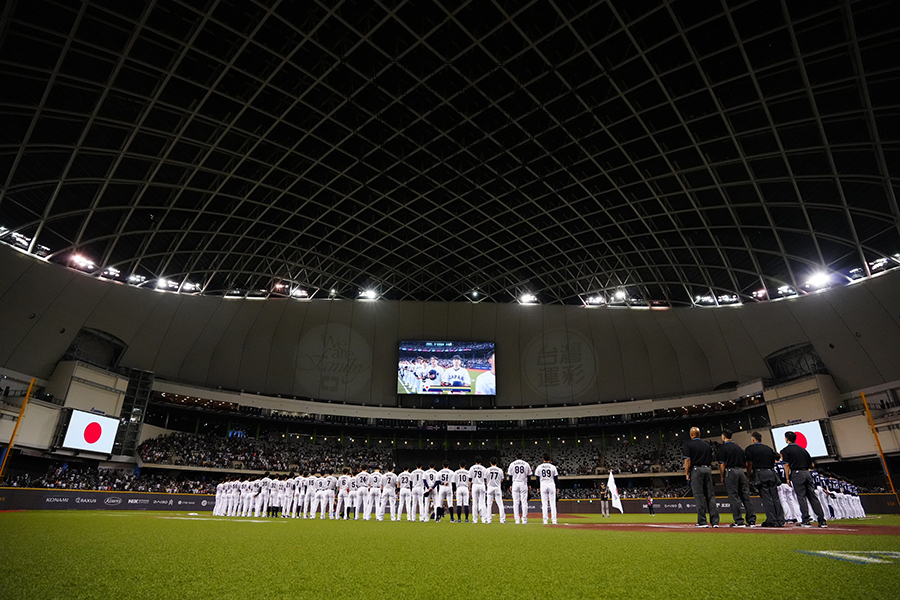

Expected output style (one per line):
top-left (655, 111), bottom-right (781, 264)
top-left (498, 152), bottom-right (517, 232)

top-left (3, 243), bottom-right (900, 407)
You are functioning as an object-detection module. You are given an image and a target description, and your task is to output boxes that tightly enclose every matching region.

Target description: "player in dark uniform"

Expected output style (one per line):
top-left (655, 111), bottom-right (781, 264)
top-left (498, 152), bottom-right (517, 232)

top-left (743, 431), bottom-right (785, 527)
top-left (599, 483), bottom-right (610, 518)
top-left (717, 430), bottom-right (755, 527)
top-left (683, 426), bottom-right (719, 527)
top-left (780, 431), bottom-right (827, 528)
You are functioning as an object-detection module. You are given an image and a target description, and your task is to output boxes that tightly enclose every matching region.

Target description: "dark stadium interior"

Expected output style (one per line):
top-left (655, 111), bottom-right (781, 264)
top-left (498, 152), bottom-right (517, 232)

top-left (1, 0), bottom-right (898, 306)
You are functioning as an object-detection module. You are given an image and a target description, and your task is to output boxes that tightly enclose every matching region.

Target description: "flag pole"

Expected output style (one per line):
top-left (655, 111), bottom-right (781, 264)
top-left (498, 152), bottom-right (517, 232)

top-left (0, 378), bottom-right (35, 485)
top-left (860, 392), bottom-right (900, 507)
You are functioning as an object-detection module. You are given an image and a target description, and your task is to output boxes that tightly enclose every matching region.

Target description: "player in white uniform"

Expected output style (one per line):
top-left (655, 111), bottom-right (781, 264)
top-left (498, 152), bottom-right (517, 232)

top-left (355, 468), bottom-right (370, 520)
top-left (240, 478), bottom-right (254, 517)
top-left (507, 451), bottom-right (532, 524)
top-left (410, 462), bottom-right (427, 522)
top-left (214, 480), bottom-right (225, 516)
top-left (321, 470), bottom-right (337, 519)
top-left (348, 470), bottom-right (360, 520)
top-left (379, 467), bottom-right (399, 521)
top-left (423, 463), bottom-right (439, 521)
top-left (485, 457), bottom-right (506, 524)
top-left (468, 457), bottom-right (488, 523)
top-left (423, 356), bottom-right (444, 393)
top-left (225, 479), bottom-right (239, 516)
top-left (335, 469), bottom-right (352, 520)
top-left (474, 352), bottom-right (496, 395)
top-left (443, 355), bottom-right (471, 391)
top-left (367, 468), bottom-right (383, 521)
top-left (397, 468), bottom-right (413, 521)
top-left (282, 476), bottom-right (296, 518)
top-left (413, 357), bottom-right (427, 394)
top-left (535, 454), bottom-right (559, 525)
top-left (453, 462), bottom-right (471, 523)
top-left (435, 460), bottom-right (456, 522)
top-left (303, 473), bottom-right (319, 518)
top-left (273, 476), bottom-right (286, 518)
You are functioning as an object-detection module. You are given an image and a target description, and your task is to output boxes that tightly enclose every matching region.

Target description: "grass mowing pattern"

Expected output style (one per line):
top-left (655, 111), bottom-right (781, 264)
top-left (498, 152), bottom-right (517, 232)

top-left (1, 512), bottom-right (898, 600)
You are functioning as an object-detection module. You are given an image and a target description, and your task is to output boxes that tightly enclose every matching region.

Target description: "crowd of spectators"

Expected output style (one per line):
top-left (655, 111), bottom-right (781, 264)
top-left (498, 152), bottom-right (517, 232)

top-left (138, 431), bottom-right (392, 473)
top-left (3, 465), bottom-right (216, 494)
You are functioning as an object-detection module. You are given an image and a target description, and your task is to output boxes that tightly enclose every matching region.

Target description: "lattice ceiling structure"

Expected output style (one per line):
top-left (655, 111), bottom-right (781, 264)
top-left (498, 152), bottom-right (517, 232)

top-left (1, 0), bottom-right (898, 305)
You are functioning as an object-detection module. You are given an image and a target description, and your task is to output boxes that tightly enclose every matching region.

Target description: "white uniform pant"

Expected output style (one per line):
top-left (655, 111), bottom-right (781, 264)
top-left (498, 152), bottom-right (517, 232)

top-left (336, 492), bottom-right (351, 518)
top-left (379, 490), bottom-right (397, 520)
top-left (456, 487), bottom-right (470, 512)
top-left (253, 492), bottom-right (265, 517)
top-left (485, 487), bottom-right (505, 523)
top-left (350, 490), bottom-right (362, 519)
top-left (227, 494), bottom-right (239, 516)
top-left (214, 493), bottom-right (223, 515)
top-left (540, 483), bottom-right (557, 523)
top-left (364, 489), bottom-right (379, 520)
top-left (435, 486), bottom-right (453, 516)
top-left (304, 490), bottom-right (318, 518)
top-left (241, 492), bottom-right (254, 517)
top-left (398, 489), bottom-right (412, 520)
top-left (318, 490), bottom-right (333, 518)
top-left (290, 492), bottom-right (301, 517)
top-left (778, 484), bottom-right (800, 521)
top-left (471, 485), bottom-right (487, 523)
top-left (260, 491), bottom-right (270, 515)
top-left (511, 483), bottom-right (528, 523)
top-left (411, 488), bottom-right (426, 521)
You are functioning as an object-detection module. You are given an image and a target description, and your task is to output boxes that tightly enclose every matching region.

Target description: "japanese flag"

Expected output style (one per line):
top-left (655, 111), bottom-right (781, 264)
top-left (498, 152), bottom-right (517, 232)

top-left (607, 471), bottom-right (624, 514)
top-left (62, 410), bottom-right (118, 454)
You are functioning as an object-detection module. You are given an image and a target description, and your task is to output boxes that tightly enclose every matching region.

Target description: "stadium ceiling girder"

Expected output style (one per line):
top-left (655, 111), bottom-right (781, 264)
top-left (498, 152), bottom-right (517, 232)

top-left (0, 0), bottom-right (898, 306)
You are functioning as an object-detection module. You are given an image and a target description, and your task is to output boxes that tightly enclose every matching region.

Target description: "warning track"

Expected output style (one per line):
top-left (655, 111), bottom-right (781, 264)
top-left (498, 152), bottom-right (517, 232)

top-left (550, 522), bottom-right (900, 536)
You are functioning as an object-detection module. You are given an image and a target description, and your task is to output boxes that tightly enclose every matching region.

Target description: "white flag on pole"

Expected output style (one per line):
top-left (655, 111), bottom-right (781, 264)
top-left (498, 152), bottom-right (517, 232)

top-left (608, 471), bottom-right (624, 513)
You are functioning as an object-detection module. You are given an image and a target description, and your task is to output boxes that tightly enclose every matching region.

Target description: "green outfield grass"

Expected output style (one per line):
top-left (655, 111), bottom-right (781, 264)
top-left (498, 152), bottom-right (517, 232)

top-left (1, 511), bottom-right (898, 600)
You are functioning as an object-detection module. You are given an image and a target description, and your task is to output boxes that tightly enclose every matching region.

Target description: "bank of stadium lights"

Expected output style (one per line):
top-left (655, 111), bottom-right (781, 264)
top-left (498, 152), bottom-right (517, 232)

top-left (100, 266), bottom-right (120, 279)
top-left (156, 278), bottom-right (179, 291)
top-left (804, 272), bottom-right (832, 291)
top-left (291, 288), bottom-right (308, 298)
top-left (127, 274), bottom-right (146, 284)
top-left (520, 293), bottom-right (538, 304)
top-left (0, 226), bottom-right (50, 257)
top-left (360, 289), bottom-right (377, 300)
top-left (585, 295), bottom-right (605, 306)
top-left (70, 254), bottom-right (96, 271)
top-left (776, 285), bottom-right (797, 297)
top-left (751, 289), bottom-right (768, 300)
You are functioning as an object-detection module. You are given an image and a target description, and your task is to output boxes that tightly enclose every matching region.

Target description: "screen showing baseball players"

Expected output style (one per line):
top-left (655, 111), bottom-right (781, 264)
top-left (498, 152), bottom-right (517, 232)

top-left (397, 341), bottom-right (495, 395)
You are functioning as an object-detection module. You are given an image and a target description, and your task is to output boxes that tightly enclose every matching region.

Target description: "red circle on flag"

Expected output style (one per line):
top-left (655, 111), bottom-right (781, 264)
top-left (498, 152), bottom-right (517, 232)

top-left (795, 431), bottom-right (808, 449)
top-left (84, 422), bottom-right (102, 444)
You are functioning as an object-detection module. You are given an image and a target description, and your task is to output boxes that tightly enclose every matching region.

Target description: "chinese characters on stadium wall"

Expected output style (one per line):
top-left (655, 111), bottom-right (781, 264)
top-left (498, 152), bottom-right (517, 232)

top-left (523, 329), bottom-right (597, 400)
top-left (296, 324), bottom-right (373, 398)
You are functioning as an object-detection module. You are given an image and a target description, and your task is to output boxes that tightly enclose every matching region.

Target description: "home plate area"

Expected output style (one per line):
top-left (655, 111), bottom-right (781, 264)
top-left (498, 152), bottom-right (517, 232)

top-left (551, 522), bottom-right (900, 536)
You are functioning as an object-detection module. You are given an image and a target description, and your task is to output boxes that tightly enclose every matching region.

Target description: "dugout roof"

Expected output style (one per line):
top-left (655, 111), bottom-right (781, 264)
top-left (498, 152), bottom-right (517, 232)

top-left (1, 0), bottom-right (898, 306)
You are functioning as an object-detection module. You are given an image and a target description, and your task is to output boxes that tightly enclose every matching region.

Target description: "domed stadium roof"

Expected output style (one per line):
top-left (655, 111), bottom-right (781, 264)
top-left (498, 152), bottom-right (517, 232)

top-left (1, 0), bottom-right (898, 305)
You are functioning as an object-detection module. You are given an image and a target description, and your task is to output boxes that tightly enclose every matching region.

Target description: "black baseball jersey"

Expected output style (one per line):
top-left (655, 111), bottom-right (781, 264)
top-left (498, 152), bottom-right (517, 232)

top-left (683, 438), bottom-right (713, 467)
top-left (717, 441), bottom-right (745, 468)
top-left (743, 442), bottom-right (777, 470)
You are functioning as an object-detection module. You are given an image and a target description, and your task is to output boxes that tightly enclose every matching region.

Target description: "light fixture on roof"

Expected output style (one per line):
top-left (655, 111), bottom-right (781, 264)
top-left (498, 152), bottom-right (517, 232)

top-left (291, 288), bottom-right (308, 298)
top-left (182, 281), bottom-right (199, 292)
top-left (127, 274), bottom-right (146, 284)
top-left (751, 289), bottom-right (767, 299)
top-left (717, 294), bottom-right (739, 304)
top-left (520, 293), bottom-right (537, 304)
top-left (71, 254), bottom-right (96, 271)
top-left (805, 272), bottom-right (831, 289)
top-left (695, 294), bottom-right (715, 305)
top-left (614, 290), bottom-right (627, 301)
top-left (776, 285), bottom-right (796, 297)
top-left (848, 267), bottom-right (865, 280)
top-left (586, 295), bottom-right (605, 305)
top-left (101, 266), bottom-right (120, 279)
top-left (361, 289), bottom-right (377, 300)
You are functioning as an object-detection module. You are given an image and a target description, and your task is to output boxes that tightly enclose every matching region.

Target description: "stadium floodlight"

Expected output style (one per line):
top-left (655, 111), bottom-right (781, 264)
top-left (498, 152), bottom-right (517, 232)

top-left (614, 290), bottom-right (627, 300)
top-left (717, 294), bottom-right (739, 304)
top-left (291, 288), bottom-right (308, 298)
top-left (694, 294), bottom-right (715, 305)
top-left (751, 289), bottom-right (767, 299)
top-left (776, 285), bottom-right (796, 297)
top-left (127, 274), bottom-right (146, 284)
top-left (71, 254), bottom-right (96, 271)
top-left (182, 281), bottom-right (199, 292)
top-left (471, 290), bottom-right (479, 298)
top-left (520, 293), bottom-right (537, 303)
top-left (361, 289), bottom-right (377, 299)
top-left (805, 272), bottom-right (830, 289)
top-left (848, 267), bottom-right (865, 280)
top-left (586, 295), bottom-right (605, 305)
top-left (101, 266), bottom-right (120, 278)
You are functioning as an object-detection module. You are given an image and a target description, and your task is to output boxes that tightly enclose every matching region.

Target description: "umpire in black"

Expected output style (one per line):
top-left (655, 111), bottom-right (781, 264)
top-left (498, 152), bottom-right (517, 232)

top-left (744, 431), bottom-right (785, 527)
top-left (780, 431), bottom-right (827, 527)
top-left (717, 430), bottom-right (756, 527)
top-left (684, 426), bottom-right (719, 527)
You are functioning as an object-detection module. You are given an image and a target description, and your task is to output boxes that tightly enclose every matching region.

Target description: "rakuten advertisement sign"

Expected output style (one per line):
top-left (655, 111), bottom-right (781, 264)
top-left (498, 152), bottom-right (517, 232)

top-left (62, 410), bottom-right (119, 454)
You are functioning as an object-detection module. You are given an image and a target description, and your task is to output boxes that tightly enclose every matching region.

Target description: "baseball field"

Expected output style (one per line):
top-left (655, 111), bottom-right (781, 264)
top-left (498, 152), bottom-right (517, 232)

top-left (1, 511), bottom-right (898, 599)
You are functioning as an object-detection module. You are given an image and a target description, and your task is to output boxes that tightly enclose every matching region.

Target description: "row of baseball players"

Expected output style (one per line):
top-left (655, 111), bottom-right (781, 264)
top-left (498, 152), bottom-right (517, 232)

top-left (213, 452), bottom-right (560, 524)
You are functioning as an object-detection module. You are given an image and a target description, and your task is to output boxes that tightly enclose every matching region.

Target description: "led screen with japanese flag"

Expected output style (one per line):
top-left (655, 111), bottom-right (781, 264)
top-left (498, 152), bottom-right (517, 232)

top-left (62, 410), bottom-right (119, 454)
top-left (771, 420), bottom-right (829, 458)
